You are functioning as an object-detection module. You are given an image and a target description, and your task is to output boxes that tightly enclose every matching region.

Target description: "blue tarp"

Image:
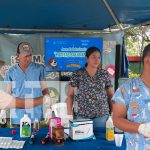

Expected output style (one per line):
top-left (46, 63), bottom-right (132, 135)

top-left (0, 0), bottom-right (150, 33)
top-left (121, 37), bottom-right (129, 78)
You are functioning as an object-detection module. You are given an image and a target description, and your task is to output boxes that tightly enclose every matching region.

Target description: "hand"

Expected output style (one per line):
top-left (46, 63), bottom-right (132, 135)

top-left (138, 123), bottom-right (150, 137)
top-left (0, 90), bottom-right (13, 109)
top-left (43, 94), bottom-right (51, 108)
top-left (0, 109), bottom-right (7, 125)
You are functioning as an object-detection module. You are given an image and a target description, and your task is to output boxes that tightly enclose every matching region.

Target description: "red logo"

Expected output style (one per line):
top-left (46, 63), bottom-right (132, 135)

top-left (105, 64), bottom-right (115, 78)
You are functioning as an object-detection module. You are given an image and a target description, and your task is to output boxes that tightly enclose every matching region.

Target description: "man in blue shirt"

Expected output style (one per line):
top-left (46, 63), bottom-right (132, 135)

top-left (4, 42), bottom-right (50, 126)
top-left (112, 44), bottom-right (150, 150)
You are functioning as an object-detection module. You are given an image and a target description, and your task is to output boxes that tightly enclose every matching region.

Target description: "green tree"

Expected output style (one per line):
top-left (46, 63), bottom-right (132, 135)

top-left (125, 25), bottom-right (150, 56)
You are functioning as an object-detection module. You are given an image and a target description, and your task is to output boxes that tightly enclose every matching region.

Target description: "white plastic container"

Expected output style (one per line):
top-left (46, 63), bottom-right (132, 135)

top-left (20, 114), bottom-right (31, 138)
top-left (106, 116), bottom-right (114, 141)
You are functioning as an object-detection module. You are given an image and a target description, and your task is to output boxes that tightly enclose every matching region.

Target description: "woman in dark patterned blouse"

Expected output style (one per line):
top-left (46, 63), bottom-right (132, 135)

top-left (67, 46), bottom-right (114, 128)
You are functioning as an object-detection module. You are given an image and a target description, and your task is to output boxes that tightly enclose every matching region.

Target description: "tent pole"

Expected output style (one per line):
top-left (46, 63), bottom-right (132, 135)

top-left (102, 0), bottom-right (123, 30)
top-left (110, 20), bottom-right (150, 33)
top-left (0, 28), bottom-right (111, 34)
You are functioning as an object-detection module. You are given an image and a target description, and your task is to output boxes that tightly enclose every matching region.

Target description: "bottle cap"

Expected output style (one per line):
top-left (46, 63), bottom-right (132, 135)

top-left (34, 118), bottom-right (39, 122)
top-left (11, 130), bottom-right (16, 135)
top-left (24, 114), bottom-right (28, 117)
top-left (42, 141), bottom-right (45, 144)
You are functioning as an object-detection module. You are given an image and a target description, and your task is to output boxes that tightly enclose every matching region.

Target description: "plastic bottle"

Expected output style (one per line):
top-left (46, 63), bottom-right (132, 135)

top-left (20, 114), bottom-right (31, 138)
top-left (41, 132), bottom-right (49, 145)
top-left (33, 118), bottom-right (40, 131)
top-left (29, 132), bottom-right (36, 144)
top-left (106, 116), bottom-right (114, 141)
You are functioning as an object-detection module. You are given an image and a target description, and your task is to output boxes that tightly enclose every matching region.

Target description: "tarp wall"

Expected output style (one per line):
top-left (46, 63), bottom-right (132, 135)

top-left (0, 32), bottom-right (123, 94)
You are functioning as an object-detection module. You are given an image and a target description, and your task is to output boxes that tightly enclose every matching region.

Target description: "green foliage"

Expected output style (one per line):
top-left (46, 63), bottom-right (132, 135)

top-left (128, 69), bottom-right (140, 78)
top-left (125, 25), bottom-right (150, 56)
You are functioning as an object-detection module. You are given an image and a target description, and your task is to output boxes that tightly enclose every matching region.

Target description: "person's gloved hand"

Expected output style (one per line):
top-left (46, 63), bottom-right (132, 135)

top-left (0, 109), bottom-right (7, 125)
top-left (0, 90), bottom-right (13, 109)
top-left (44, 108), bottom-right (52, 123)
top-left (43, 94), bottom-right (51, 108)
top-left (138, 123), bottom-right (150, 137)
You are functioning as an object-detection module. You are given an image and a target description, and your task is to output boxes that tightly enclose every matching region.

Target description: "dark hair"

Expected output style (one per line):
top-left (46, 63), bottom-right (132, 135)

top-left (142, 44), bottom-right (150, 62)
top-left (85, 46), bottom-right (100, 58)
top-left (85, 46), bottom-right (101, 67)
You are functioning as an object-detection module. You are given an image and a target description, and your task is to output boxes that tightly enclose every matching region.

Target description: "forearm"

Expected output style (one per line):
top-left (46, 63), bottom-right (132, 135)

top-left (27, 97), bottom-right (44, 108)
top-left (40, 80), bottom-right (49, 96)
top-left (106, 87), bottom-right (114, 113)
top-left (67, 96), bottom-right (73, 115)
top-left (5, 96), bottom-right (44, 109)
top-left (113, 101), bottom-right (142, 134)
top-left (113, 117), bottom-right (141, 133)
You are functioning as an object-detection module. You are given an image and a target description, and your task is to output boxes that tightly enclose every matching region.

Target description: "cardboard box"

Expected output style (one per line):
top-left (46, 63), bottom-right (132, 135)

top-left (69, 119), bottom-right (93, 140)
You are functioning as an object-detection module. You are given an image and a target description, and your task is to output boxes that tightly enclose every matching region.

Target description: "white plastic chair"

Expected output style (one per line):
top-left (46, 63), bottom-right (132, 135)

top-left (51, 102), bottom-right (73, 127)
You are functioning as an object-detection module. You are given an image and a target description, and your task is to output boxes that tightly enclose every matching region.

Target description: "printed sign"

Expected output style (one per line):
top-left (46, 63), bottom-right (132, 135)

top-left (45, 38), bottom-right (103, 71)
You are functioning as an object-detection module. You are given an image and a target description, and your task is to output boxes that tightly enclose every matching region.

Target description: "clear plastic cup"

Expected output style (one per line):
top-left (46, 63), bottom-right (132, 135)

top-left (114, 134), bottom-right (124, 147)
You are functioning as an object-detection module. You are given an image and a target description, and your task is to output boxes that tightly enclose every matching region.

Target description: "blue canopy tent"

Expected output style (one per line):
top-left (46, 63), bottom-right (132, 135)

top-left (0, 0), bottom-right (149, 89)
top-left (0, 0), bottom-right (149, 33)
